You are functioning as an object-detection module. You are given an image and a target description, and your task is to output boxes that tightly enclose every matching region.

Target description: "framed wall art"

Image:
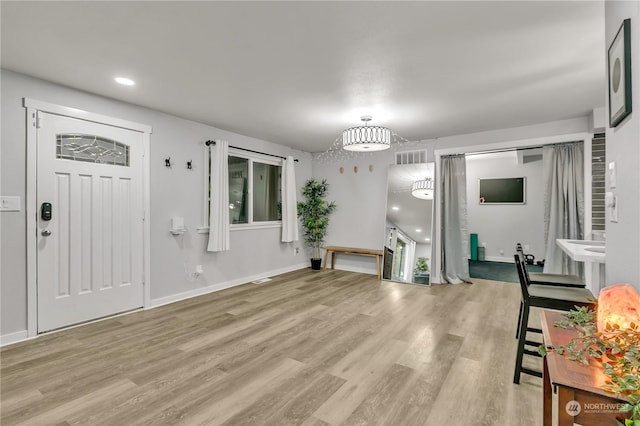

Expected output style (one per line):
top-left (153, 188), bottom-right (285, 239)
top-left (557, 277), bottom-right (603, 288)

top-left (608, 18), bottom-right (632, 127)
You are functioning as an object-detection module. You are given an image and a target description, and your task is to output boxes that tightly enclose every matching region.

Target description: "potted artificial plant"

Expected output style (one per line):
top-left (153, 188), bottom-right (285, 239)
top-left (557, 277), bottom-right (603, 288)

top-left (297, 179), bottom-right (336, 270)
top-left (415, 257), bottom-right (429, 274)
top-left (414, 257), bottom-right (430, 284)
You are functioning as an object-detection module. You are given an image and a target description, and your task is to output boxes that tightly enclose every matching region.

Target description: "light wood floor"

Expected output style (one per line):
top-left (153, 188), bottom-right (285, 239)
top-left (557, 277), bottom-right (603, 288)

top-left (1, 269), bottom-right (543, 425)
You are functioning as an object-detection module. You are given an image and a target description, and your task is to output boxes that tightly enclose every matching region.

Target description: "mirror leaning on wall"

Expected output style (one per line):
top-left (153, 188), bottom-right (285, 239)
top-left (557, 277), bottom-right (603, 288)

top-left (382, 162), bottom-right (434, 285)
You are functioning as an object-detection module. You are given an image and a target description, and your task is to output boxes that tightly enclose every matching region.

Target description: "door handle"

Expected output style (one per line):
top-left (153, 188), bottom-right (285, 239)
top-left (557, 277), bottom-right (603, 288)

top-left (41, 229), bottom-right (52, 237)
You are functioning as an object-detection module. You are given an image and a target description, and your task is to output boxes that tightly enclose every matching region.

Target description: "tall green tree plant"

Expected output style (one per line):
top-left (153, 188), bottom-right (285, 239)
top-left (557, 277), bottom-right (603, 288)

top-left (297, 179), bottom-right (336, 269)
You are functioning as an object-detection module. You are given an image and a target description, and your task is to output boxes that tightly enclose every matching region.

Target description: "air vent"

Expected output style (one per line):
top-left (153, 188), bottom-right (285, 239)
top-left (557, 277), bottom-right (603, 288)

top-left (396, 150), bottom-right (427, 165)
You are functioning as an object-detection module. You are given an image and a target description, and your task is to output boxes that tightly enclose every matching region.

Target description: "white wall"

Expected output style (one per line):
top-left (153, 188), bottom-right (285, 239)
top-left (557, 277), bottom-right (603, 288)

top-left (466, 150), bottom-right (544, 262)
top-left (1, 70), bottom-right (312, 339)
top-left (604, 1), bottom-right (640, 292)
top-left (414, 243), bottom-right (431, 265)
top-left (312, 152), bottom-right (394, 274)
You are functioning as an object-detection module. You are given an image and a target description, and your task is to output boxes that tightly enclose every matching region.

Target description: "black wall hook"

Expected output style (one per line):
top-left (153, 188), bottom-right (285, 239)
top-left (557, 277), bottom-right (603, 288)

top-left (165, 157), bottom-right (172, 168)
top-left (187, 160), bottom-right (193, 170)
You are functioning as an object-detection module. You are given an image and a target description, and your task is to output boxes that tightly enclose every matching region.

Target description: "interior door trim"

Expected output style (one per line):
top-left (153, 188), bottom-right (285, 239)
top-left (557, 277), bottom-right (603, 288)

top-left (24, 98), bottom-right (152, 337)
top-left (431, 131), bottom-right (591, 284)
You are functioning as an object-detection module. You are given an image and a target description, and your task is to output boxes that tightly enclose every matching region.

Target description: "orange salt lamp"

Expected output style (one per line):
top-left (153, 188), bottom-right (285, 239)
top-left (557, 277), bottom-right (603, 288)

top-left (597, 283), bottom-right (640, 333)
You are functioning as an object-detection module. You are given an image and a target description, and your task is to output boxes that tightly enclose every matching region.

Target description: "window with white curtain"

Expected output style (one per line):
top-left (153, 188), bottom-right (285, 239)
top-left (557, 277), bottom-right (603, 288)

top-left (251, 160), bottom-right (281, 222)
top-left (204, 148), bottom-right (282, 229)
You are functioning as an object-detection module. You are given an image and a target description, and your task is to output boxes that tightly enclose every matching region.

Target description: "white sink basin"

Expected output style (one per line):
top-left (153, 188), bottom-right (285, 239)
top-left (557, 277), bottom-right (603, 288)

top-left (567, 240), bottom-right (606, 246)
top-left (584, 247), bottom-right (605, 253)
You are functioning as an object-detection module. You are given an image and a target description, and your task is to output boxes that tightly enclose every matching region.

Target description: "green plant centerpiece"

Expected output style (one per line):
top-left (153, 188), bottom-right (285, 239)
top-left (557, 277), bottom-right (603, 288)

top-left (539, 305), bottom-right (640, 425)
top-left (297, 179), bottom-right (336, 270)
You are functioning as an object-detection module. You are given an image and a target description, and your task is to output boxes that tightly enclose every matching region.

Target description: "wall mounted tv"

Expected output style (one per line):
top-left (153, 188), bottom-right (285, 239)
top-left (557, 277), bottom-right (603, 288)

top-left (478, 177), bottom-right (526, 204)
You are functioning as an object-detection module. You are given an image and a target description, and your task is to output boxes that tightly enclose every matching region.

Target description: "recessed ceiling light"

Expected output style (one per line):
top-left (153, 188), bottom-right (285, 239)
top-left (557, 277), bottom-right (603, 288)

top-left (115, 77), bottom-right (135, 86)
top-left (425, 237), bottom-right (431, 242)
top-left (416, 229), bottom-right (422, 233)
top-left (392, 206), bottom-right (400, 211)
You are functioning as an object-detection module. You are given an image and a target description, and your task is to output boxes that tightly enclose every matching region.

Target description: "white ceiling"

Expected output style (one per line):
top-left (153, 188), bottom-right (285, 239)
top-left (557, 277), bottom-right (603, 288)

top-left (1, 1), bottom-right (605, 153)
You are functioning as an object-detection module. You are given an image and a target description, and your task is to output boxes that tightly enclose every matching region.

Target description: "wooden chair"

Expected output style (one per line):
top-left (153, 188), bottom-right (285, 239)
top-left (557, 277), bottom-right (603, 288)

top-left (515, 243), bottom-right (584, 287)
top-left (513, 252), bottom-right (595, 384)
top-left (514, 244), bottom-right (586, 339)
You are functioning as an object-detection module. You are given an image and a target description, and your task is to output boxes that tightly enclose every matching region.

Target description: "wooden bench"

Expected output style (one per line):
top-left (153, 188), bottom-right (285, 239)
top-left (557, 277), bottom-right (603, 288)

top-left (322, 246), bottom-right (384, 280)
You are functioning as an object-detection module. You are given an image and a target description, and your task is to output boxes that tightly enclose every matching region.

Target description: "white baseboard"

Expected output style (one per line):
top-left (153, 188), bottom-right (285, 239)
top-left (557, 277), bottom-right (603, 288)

top-left (0, 330), bottom-right (30, 347)
top-left (331, 265), bottom-right (378, 276)
top-left (2, 263), bottom-right (310, 346)
top-left (149, 262), bottom-right (309, 308)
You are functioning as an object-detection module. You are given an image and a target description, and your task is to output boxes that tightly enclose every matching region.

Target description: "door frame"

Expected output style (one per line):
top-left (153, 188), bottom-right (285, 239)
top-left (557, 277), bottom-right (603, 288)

top-left (24, 98), bottom-right (152, 337)
top-left (431, 131), bottom-right (592, 284)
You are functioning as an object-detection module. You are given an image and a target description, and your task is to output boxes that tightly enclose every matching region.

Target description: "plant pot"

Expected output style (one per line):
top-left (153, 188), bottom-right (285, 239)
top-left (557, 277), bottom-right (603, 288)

top-left (310, 258), bottom-right (322, 270)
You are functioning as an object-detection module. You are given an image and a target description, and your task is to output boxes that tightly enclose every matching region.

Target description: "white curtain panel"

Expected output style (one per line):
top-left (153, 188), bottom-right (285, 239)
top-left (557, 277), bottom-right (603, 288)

top-left (542, 142), bottom-right (584, 275)
top-left (207, 140), bottom-right (231, 252)
top-left (281, 156), bottom-right (299, 242)
top-left (440, 154), bottom-right (471, 284)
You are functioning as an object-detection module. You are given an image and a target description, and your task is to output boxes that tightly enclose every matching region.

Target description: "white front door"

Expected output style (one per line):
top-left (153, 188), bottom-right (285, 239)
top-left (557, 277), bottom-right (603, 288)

top-left (36, 112), bottom-right (144, 333)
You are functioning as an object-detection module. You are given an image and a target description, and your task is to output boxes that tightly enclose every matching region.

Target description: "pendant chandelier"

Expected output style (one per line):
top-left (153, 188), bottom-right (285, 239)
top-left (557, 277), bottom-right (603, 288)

top-left (411, 177), bottom-right (434, 200)
top-left (342, 116), bottom-right (391, 152)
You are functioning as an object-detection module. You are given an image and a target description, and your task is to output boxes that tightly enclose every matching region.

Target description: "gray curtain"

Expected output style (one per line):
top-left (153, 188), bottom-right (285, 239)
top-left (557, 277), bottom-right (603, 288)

top-left (440, 155), bottom-right (471, 284)
top-left (542, 142), bottom-right (584, 275)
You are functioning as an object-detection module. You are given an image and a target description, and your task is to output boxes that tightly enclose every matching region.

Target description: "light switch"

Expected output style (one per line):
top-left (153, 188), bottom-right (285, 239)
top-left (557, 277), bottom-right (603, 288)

top-left (608, 161), bottom-right (617, 189)
top-left (605, 192), bottom-right (615, 207)
top-left (0, 196), bottom-right (21, 212)
top-left (610, 200), bottom-right (619, 223)
top-left (605, 192), bottom-right (618, 223)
